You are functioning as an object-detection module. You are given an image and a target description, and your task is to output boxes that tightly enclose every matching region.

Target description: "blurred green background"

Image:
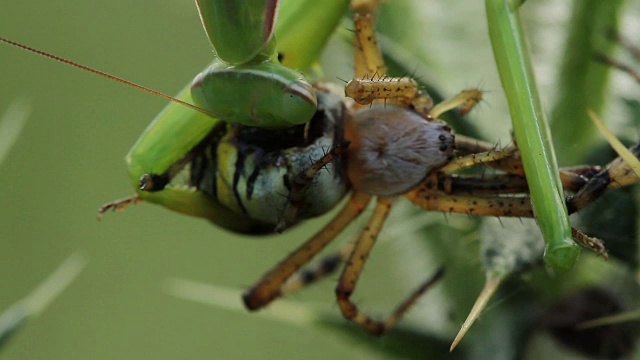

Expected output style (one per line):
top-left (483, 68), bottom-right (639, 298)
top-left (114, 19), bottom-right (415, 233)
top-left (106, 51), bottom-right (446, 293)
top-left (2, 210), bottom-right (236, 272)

top-left (1, 0), bottom-right (640, 359)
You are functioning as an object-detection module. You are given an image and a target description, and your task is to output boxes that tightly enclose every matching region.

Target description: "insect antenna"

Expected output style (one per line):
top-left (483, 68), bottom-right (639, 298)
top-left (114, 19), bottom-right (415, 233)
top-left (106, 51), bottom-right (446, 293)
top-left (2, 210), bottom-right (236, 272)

top-left (0, 36), bottom-right (217, 118)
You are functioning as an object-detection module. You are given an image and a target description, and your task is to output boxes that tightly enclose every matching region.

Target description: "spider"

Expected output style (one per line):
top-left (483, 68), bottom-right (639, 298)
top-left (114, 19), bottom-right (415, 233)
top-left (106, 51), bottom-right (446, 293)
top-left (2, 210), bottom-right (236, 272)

top-left (240, 0), bottom-right (638, 335)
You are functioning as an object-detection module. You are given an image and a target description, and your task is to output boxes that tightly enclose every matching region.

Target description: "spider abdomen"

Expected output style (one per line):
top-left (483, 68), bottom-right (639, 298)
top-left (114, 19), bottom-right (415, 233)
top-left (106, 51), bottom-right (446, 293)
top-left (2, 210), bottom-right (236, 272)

top-left (345, 106), bottom-right (455, 196)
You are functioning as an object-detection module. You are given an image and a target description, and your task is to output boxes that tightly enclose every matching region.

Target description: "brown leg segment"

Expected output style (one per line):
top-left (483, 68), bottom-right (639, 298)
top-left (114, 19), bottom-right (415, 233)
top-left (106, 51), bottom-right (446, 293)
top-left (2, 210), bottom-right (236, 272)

top-left (454, 135), bottom-right (498, 155)
top-left (452, 135), bottom-right (606, 191)
top-left (408, 146), bottom-right (640, 219)
top-left (428, 89), bottom-right (484, 119)
top-left (571, 228), bottom-right (608, 259)
top-left (334, 197), bottom-right (443, 335)
top-left (351, 0), bottom-right (385, 79)
top-left (405, 189), bottom-right (535, 218)
top-left (279, 241), bottom-right (355, 297)
top-left (243, 192), bottom-right (371, 310)
top-left (348, 0), bottom-right (438, 116)
top-left (404, 188), bottom-right (610, 256)
top-left (437, 147), bottom-right (517, 174)
top-left (336, 196), bottom-right (393, 334)
top-left (97, 194), bottom-right (142, 220)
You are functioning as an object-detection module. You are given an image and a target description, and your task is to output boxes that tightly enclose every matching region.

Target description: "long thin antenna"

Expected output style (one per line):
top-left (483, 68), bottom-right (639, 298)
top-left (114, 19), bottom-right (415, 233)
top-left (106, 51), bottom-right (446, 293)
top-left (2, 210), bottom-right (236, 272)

top-left (0, 36), bottom-right (215, 118)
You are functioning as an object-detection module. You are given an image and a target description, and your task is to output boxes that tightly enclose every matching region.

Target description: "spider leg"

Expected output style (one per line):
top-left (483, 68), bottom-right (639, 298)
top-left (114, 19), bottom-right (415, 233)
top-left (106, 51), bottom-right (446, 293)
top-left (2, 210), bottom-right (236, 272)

top-left (243, 192), bottom-right (371, 310)
top-left (405, 145), bottom-right (640, 257)
top-left (351, 0), bottom-right (385, 79)
top-left (429, 89), bottom-right (484, 119)
top-left (351, 0), bottom-right (465, 119)
top-left (404, 190), bottom-right (609, 256)
top-left (437, 147), bottom-right (517, 173)
top-left (453, 135), bottom-right (605, 190)
top-left (408, 143), bottom-right (639, 218)
top-left (405, 188), bottom-right (534, 217)
top-left (335, 197), bottom-right (443, 335)
top-left (278, 241), bottom-right (355, 297)
top-left (453, 134), bottom-right (498, 155)
top-left (276, 141), bottom-right (350, 232)
top-left (348, 0), bottom-right (437, 115)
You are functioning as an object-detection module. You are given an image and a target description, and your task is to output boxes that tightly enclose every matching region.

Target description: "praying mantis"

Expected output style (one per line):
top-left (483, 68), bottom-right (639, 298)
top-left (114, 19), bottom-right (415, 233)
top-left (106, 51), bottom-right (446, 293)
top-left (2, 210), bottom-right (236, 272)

top-left (1, 0), bottom-right (640, 356)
